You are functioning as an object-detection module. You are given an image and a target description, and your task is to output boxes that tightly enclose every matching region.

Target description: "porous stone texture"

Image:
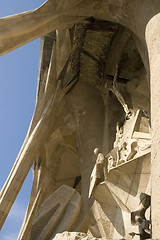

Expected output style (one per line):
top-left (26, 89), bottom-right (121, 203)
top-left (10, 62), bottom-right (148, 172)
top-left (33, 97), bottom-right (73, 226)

top-left (52, 231), bottom-right (103, 240)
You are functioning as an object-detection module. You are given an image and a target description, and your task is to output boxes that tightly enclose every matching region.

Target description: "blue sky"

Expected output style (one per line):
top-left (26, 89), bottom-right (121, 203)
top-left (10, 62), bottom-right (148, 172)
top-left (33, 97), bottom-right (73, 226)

top-left (0, 1), bottom-right (45, 239)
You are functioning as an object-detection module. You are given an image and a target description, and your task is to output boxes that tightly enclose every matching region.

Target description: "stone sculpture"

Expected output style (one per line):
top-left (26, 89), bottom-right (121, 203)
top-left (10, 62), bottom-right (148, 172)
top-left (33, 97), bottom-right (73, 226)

top-left (0, 0), bottom-right (160, 239)
top-left (130, 193), bottom-right (151, 239)
top-left (107, 109), bottom-right (150, 171)
top-left (89, 148), bottom-right (106, 198)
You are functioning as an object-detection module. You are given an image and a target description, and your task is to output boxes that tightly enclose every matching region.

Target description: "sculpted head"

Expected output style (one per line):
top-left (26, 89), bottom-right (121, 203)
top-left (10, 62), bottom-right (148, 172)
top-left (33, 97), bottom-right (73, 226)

top-left (94, 147), bottom-right (100, 156)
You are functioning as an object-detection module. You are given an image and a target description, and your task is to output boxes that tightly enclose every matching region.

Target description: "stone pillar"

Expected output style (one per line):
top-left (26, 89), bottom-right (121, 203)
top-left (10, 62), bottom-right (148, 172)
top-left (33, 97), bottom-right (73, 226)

top-left (146, 13), bottom-right (160, 239)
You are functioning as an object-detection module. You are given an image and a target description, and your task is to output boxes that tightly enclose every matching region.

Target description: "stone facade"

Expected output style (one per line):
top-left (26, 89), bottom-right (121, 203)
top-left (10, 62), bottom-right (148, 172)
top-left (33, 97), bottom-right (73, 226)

top-left (0, 1), bottom-right (160, 239)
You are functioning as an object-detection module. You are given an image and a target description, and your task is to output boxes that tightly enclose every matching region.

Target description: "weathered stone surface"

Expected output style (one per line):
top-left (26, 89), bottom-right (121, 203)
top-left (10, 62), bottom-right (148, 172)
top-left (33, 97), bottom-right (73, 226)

top-left (52, 231), bottom-right (103, 240)
top-left (1, 1), bottom-right (160, 239)
top-left (31, 185), bottom-right (81, 240)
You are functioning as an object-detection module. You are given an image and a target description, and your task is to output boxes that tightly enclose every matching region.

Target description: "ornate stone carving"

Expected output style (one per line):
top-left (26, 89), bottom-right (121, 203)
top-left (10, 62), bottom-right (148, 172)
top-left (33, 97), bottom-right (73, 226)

top-left (1, 0), bottom-right (160, 239)
top-left (107, 109), bottom-right (151, 172)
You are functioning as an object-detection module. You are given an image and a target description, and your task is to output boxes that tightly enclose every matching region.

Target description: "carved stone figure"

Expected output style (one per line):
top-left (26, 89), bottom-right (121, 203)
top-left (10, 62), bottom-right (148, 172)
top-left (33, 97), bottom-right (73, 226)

top-left (0, 0), bottom-right (160, 239)
top-left (107, 109), bottom-right (150, 171)
top-left (89, 148), bottom-right (106, 198)
top-left (130, 193), bottom-right (151, 240)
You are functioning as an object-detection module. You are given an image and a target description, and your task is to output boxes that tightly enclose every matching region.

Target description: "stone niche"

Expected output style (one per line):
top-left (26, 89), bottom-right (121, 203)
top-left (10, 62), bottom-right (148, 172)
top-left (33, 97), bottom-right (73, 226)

top-left (0, 3), bottom-right (153, 239)
top-left (17, 21), bottom-right (150, 240)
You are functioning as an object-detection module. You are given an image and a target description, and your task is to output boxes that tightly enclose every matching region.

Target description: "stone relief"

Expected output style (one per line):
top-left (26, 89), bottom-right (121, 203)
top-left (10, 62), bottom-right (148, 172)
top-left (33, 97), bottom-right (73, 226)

top-left (107, 109), bottom-right (151, 172)
top-left (1, 0), bottom-right (160, 239)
